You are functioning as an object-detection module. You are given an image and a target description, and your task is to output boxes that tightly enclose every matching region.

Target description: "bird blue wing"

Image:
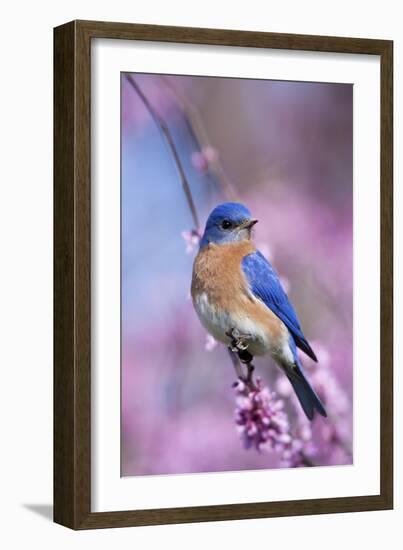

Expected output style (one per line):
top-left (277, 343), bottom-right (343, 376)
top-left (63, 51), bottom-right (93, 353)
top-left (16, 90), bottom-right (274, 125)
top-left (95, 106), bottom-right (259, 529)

top-left (241, 251), bottom-right (317, 362)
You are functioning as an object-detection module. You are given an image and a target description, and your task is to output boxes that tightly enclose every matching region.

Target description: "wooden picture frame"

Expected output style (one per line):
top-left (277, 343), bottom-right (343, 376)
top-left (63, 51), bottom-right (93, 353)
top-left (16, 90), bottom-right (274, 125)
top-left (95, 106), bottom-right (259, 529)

top-left (54, 19), bottom-right (393, 529)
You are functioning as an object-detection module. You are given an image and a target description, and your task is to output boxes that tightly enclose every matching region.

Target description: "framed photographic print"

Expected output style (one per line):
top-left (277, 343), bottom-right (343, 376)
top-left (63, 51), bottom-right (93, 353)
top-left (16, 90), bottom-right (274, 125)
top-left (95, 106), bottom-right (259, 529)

top-left (54, 20), bottom-right (393, 529)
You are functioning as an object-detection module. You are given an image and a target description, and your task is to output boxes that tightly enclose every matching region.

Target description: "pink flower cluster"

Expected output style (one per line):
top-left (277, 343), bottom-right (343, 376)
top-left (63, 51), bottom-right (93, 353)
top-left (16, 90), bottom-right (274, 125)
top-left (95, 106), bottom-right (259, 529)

top-left (234, 377), bottom-right (291, 453)
top-left (279, 418), bottom-right (317, 467)
top-left (275, 341), bottom-right (352, 466)
top-left (234, 375), bottom-right (322, 467)
top-left (307, 349), bottom-right (352, 463)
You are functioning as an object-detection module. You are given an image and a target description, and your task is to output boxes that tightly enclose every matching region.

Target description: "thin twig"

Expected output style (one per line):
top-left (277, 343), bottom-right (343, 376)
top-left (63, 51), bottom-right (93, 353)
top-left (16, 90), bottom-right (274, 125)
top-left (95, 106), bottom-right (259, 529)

top-left (227, 348), bottom-right (245, 380)
top-left (125, 74), bottom-right (200, 231)
top-left (159, 75), bottom-right (238, 201)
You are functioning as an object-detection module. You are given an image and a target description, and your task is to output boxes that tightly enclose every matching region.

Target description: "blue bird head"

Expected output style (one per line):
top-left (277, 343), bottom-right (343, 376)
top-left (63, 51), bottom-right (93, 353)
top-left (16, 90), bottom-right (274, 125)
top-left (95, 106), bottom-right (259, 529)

top-left (200, 202), bottom-right (258, 248)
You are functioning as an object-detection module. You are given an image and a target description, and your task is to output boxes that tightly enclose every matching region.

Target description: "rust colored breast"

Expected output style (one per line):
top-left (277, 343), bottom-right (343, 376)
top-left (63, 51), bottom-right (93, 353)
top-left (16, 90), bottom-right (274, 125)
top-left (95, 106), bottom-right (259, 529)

top-left (191, 241), bottom-right (286, 349)
top-left (191, 241), bottom-right (256, 310)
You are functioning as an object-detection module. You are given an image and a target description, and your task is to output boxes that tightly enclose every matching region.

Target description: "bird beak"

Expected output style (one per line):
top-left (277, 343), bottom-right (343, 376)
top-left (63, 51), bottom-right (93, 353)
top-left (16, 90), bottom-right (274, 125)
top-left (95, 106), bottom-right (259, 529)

top-left (239, 219), bottom-right (258, 230)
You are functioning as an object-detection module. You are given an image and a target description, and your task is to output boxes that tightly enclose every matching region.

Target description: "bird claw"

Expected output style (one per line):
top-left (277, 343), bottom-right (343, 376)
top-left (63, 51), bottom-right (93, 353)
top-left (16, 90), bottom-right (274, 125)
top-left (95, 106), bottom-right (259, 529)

top-left (226, 329), bottom-right (253, 364)
top-left (226, 329), bottom-right (256, 388)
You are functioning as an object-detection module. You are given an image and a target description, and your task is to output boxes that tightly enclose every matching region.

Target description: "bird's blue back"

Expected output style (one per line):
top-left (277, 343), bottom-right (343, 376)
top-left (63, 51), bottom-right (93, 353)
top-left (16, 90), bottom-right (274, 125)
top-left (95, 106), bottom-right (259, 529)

top-left (242, 251), bottom-right (317, 362)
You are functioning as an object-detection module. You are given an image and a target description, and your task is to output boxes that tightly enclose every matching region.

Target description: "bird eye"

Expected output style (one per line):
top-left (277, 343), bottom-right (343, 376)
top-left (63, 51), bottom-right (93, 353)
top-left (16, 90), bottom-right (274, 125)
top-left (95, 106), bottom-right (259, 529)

top-left (221, 219), bottom-right (232, 229)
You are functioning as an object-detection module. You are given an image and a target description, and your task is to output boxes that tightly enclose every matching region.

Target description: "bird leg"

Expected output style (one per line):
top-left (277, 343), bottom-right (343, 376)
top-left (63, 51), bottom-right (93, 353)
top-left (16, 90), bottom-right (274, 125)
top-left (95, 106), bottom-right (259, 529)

top-left (226, 328), bottom-right (254, 364)
top-left (226, 328), bottom-right (256, 387)
top-left (227, 348), bottom-right (245, 379)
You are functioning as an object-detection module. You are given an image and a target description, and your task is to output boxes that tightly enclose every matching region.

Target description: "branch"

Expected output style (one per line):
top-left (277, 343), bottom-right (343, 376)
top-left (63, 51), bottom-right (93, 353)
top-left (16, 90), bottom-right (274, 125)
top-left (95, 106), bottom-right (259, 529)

top-left (227, 348), bottom-right (244, 380)
top-left (125, 74), bottom-right (200, 231)
top-left (159, 75), bottom-right (238, 201)
top-left (227, 328), bottom-right (257, 389)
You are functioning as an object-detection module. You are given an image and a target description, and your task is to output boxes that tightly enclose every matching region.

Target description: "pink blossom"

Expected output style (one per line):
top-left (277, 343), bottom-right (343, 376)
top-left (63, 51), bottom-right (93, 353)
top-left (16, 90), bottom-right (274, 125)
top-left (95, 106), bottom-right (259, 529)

top-left (191, 146), bottom-right (218, 174)
top-left (234, 375), bottom-right (320, 466)
top-left (181, 229), bottom-right (201, 254)
top-left (294, 342), bottom-right (352, 463)
top-left (205, 334), bottom-right (218, 352)
top-left (275, 365), bottom-right (321, 467)
top-left (234, 378), bottom-right (291, 453)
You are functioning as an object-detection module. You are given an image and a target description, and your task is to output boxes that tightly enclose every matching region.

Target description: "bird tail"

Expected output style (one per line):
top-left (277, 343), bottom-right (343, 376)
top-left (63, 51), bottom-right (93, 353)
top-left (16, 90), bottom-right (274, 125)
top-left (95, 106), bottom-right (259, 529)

top-left (286, 363), bottom-right (327, 421)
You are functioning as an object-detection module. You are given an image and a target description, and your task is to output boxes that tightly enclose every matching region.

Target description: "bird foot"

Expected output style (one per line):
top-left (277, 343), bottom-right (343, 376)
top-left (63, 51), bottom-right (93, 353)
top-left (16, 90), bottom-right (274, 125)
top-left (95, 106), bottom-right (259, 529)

top-left (226, 328), bottom-right (254, 364)
top-left (227, 330), bottom-right (257, 389)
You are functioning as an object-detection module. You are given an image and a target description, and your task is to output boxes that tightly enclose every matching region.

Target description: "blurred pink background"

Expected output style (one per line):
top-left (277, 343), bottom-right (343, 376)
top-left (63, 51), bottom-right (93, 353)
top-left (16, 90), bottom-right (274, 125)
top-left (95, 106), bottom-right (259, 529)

top-left (121, 73), bottom-right (353, 475)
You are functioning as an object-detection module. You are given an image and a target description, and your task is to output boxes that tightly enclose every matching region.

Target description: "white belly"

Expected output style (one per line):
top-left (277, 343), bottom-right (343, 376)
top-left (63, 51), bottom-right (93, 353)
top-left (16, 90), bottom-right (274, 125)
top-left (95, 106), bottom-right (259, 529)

top-left (193, 291), bottom-right (290, 359)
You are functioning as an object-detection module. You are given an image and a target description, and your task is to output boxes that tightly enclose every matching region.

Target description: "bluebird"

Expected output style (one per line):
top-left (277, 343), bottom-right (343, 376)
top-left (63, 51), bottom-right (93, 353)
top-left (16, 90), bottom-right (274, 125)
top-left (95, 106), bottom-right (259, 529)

top-left (191, 202), bottom-right (327, 420)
